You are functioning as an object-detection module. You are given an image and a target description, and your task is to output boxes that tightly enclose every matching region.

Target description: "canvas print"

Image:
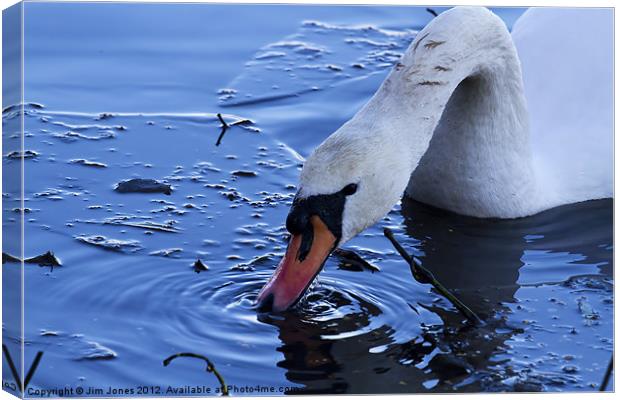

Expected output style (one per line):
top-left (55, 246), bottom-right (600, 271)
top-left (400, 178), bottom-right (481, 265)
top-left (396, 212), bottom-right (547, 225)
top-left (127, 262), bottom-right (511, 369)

top-left (2, 1), bottom-right (613, 397)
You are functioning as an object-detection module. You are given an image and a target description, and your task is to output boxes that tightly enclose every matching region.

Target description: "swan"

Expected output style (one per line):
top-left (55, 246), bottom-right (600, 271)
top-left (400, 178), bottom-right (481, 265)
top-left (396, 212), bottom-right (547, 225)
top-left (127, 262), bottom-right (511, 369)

top-left (257, 6), bottom-right (613, 312)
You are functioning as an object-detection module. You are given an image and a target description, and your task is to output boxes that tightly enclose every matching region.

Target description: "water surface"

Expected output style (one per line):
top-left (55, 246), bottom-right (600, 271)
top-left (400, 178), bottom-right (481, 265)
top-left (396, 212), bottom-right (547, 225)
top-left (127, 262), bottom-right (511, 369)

top-left (2, 3), bottom-right (612, 395)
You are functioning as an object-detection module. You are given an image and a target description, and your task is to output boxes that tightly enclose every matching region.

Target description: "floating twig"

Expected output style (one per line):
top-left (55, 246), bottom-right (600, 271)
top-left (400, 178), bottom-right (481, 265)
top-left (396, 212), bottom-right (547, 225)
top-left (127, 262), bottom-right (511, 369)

top-left (426, 7), bottom-right (438, 17)
top-left (23, 351), bottom-right (44, 390)
top-left (600, 355), bottom-right (613, 391)
top-left (333, 248), bottom-right (380, 273)
top-left (383, 228), bottom-right (483, 325)
top-left (229, 118), bottom-right (252, 127)
top-left (215, 113), bottom-right (229, 146)
top-left (2, 344), bottom-right (22, 393)
top-left (215, 114), bottom-right (252, 146)
top-left (163, 353), bottom-right (228, 396)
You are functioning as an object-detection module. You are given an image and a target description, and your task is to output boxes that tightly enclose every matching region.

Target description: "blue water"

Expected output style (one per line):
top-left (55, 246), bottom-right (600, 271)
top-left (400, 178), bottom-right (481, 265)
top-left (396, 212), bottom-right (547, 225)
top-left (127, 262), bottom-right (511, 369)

top-left (2, 3), bottom-right (612, 396)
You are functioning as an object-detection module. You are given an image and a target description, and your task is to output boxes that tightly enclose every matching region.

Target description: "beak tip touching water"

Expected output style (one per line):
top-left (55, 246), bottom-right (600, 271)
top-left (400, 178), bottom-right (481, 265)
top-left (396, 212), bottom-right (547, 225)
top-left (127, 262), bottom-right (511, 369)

top-left (255, 272), bottom-right (298, 312)
top-left (256, 216), bottom-right (337, 312)
top-left (256, 292), bottom-right (275, 312)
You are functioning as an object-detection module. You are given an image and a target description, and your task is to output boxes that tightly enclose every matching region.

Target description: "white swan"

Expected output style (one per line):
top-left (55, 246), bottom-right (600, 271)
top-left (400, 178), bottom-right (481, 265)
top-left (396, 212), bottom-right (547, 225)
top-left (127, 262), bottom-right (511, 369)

top-left (257, 6), bottom-right (613, 311)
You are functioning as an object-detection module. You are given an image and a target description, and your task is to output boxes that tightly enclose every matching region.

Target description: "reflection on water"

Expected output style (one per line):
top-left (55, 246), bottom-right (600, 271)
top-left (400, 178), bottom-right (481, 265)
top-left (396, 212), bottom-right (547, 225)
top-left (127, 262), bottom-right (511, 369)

top-left (257, 198), bottom-right (613, 393)
top-left (401, 198), bottom-right (613, 391)
top-left (2, 2), bottom-right (612, 396)
top-left (403, 197), bottom-right (613, 309)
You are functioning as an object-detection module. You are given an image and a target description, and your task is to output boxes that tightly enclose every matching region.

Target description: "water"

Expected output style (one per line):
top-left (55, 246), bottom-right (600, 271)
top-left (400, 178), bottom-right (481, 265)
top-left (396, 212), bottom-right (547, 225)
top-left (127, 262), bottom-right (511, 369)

top-left (3, 3), bottom-right (612, 395)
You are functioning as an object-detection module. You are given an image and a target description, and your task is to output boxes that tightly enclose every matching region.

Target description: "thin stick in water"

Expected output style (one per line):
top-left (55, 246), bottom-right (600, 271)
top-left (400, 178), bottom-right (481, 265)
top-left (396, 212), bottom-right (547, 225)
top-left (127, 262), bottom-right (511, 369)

top-left (229, 118), bottom-right (252, 127)
top-left (215, 113), bottom-right (229, 146)
top-left (426, 7), bottom-right (438, 17)
top-left (2, 344), bottom-right (23, 393)
top-left (383, 228), bottom-right (483, 325)
top-left (23, 352), bottom-right (44, 390)
top-left (163, 352), bottom-right (229, 396)
top-left (600, 355), bottom-right (613, 391)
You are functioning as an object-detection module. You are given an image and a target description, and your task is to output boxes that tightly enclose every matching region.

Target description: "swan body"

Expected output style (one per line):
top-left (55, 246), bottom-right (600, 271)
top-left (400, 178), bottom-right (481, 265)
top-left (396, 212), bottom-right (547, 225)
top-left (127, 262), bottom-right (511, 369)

top-left (512, 8), bottom-right (613, 208)
top-left (257, 6), bottom-right (613, 311)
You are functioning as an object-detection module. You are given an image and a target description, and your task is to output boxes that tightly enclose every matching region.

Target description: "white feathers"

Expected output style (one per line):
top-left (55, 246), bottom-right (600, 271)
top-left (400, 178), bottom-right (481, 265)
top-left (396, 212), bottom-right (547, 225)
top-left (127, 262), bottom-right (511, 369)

top-left (512, 7), bottom-right (613, 206)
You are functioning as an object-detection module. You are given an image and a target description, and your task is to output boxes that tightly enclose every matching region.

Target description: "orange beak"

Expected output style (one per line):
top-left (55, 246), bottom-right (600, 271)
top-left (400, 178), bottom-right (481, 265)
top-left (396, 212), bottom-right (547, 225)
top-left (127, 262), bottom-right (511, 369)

top-left (257, 216), bottom-right (336, 312)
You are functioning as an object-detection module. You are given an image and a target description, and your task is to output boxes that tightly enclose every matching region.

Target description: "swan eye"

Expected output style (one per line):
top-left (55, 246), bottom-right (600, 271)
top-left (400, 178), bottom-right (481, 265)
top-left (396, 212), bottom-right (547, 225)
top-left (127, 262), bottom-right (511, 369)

top-left (342, 183), bottom-right (358, 196)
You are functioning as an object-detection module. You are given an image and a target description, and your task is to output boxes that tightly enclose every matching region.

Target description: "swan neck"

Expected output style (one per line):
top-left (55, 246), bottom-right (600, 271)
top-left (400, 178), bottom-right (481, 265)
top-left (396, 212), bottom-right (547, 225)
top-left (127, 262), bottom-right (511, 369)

top-left (368, 8), bottom-right (530, 169)
top-left (357, 7), bottom-right (538, 217)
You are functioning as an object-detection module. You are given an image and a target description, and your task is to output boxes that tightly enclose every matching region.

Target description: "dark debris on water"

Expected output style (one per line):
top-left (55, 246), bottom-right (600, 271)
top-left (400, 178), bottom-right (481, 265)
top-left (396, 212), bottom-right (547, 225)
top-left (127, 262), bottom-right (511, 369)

top-left (95, 112), bottom-right (115, 120)
top-left (114, 178), bottom-right (172, 195)
top-left (427, 353), bottom-right (473, 380)
top-left (2, 253), bottom-right (21, 264)
top-left (333, 248), bottom-right (380, 273)
top-left (193, 259), bottom-right (209, 273)
top-left (231, 170), bottom-right (258, 178)
top-left (5, 150), bottom-right (39, 159)
top-left (2, 251), bottom-right (62, 268)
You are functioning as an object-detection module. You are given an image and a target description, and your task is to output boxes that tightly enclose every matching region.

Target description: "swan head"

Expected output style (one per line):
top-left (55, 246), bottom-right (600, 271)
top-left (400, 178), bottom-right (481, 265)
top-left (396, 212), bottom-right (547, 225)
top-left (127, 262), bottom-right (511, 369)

top-left (257, 126), bottom-right (410, 312)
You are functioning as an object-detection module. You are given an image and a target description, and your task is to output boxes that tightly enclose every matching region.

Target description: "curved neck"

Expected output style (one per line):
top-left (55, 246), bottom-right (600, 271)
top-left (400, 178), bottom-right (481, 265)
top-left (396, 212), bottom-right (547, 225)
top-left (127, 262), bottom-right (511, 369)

top-left (346, 7), bottom-right (540, 217)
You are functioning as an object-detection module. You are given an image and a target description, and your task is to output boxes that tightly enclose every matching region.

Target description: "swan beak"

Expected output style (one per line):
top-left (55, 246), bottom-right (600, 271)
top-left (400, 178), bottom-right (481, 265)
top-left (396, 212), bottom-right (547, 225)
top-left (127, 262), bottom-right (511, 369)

top-left (257, 216), bottom-right (336, 312)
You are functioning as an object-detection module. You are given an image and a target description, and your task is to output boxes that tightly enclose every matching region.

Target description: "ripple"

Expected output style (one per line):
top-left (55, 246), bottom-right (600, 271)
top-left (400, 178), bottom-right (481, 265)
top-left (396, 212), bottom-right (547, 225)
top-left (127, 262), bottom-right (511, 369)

top-left (219, 19), bottom-right (416, 106)
top-left (74, 235), bottom-right (142, 252)
top-left (187, 258), bottom-right (431, 348)
top-left (33, 331), bottom-right (118, 361)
